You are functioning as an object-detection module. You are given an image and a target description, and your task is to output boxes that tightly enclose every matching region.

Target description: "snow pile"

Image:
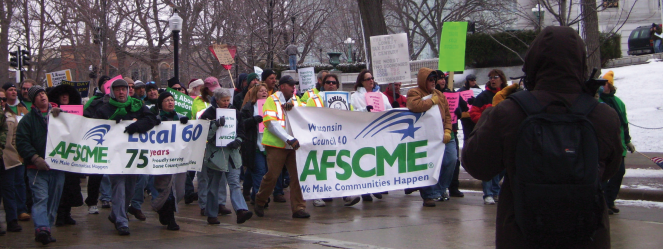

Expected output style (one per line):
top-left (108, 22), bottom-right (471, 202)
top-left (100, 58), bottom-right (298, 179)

top-left (623, 168), bottom-right (663, 178)
top-left (615, 199), bottom-right (663, 209)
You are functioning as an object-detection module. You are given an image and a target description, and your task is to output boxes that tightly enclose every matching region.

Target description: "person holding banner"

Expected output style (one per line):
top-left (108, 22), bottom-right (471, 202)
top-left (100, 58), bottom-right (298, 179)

top-left (16, 85), bottom-right (62, 245)
top-left (406, 68), bottom-right (456, 207)
top-left (199, 89), bottom-right (253, 225)
top-left (254, 75), bottom-right (310, 219)
top-left (90, 79), bottom-right (159, 235)
top-left (144, 84), bottom-right (159, 109)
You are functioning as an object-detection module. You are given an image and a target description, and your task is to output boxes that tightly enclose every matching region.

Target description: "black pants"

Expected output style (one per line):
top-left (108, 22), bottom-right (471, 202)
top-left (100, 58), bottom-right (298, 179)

top-left (449, 132), bottom-right (461, 192)
top-left (603, 156), bottom-right (626, 207)
top-left (85, 174), bottom-right (104, 206)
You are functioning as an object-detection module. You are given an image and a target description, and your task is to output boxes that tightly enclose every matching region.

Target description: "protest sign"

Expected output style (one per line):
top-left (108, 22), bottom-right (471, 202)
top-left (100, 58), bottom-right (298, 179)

top-left (257, 99), bottom-right (266, 133)
top-left (60, 80), bottom-right (90, 98)
top-left (46, 69), bottom-right (72, 87)
top-left (254, 67), bottom-right (263, 81)
top-left (287, 107), bottom-right (445, 199)
top-left (297, 67), bottom-right (316, 92)
top-left (365, 92), bottom-right (385, 112)
top-left (370, 33), bottom-right (411, 84)
top-left (45, 113), bottom-right (209, 174)
top-left (459, 90), bottom-right (474, 109)
top-left (60, 105), bottom-right (83, 116)
top-left (166, 87), bottom-right (193, 119)
top-left (324, 91), bottom-right (350, 110)
top-left (209, 43), bottom-right (235, 65)
top-left (104, 75), bottom-right (123, 95)
top-left (215, 108), bottom-right (237, 147)
top-left (443, 92), bottom-right (460, 124)
top-left (438, 22), bottom-right (468, 72)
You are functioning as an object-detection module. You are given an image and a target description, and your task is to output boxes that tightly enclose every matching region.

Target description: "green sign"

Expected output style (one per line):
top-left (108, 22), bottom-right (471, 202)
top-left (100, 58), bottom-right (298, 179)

top-left (438, 22), bottom-right (468, 72)
top-left (166, 87), bottom-right (193, 119)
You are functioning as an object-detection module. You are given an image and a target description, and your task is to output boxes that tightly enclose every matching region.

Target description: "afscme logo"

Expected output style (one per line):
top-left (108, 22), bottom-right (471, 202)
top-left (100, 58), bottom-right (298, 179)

top-left (83, 124), bottom-right (111, 145)
top-left (355, 110), bottom-right (424, 141)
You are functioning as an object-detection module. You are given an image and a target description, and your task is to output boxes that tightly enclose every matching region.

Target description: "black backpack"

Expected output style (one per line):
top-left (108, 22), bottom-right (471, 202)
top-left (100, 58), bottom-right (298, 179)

top-left (508, 91), bottom-right (604, 247)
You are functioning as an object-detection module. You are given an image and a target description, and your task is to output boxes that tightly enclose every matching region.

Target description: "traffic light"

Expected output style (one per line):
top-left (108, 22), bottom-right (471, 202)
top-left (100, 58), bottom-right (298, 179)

top-left (9, 51), bottom-right (19, 68)
top-left (21, 50), bottom-right (30, 66)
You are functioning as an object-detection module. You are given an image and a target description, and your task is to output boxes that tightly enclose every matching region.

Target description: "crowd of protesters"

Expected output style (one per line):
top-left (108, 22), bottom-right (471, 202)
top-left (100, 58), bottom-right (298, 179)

top-left (0, 26), bottom-right (633, 248)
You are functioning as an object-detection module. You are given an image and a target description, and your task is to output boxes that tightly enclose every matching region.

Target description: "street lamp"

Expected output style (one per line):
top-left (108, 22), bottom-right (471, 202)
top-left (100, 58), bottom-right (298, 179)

top-left (344, 38), bottom-right (355, 63)
top-left (169, 9), bottom-right (183, 84)
top-left (532, 4), bottom-right (544, 32)
top-left (291, 16), bottom-right (296, 43)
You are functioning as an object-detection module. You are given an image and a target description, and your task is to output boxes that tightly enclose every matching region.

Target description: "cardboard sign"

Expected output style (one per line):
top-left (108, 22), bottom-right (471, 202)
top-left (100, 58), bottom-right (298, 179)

top-left (104, 75), bottom-right (123, 95)
top-left (215, 108), bottom-right (237, 147)
top-left (443, 92), bottom-right (460, 124)
top-left (166, 87), bottom-right (193, 119)
top-left (297, 67), bottom-right (316, 92)
top-left (60, 105), bottom-right (83, 116)
top-left (254, 67), bottom-right (263, 81)
top-left (370, 33), bottom-right (411, 84)
top-left (257, 99), bottom-right (266, 133)
top-left (209, 43), bottom-right (235, 65)
top-left (365, 92), bottom-right (385, 112)
top-left (60, 80), bottom-right (90, 98)
top-left (46, 69), bottom-right (72, 87)
top-left (438, 22), bottom-right (468, 72)
top-left (324, 91), bottom-right (350, 110)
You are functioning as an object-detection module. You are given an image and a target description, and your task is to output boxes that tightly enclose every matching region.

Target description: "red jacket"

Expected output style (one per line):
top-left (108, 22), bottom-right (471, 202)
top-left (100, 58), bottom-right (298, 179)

top-left (383, 88), bottom-right (407, 108)
top-left (469, 85), bottom-right (500, 123)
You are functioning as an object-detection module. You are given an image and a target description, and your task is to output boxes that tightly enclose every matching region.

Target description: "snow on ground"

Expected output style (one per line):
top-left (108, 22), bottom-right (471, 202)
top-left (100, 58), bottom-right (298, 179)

top-left (621, 185), bottom-right (663, 191)
top-left (607, 60), bottom-right (663, 152)
top-left (623, 168), bottom-right (663, 178)
top-left (614, 199), bottom-right (663, 209)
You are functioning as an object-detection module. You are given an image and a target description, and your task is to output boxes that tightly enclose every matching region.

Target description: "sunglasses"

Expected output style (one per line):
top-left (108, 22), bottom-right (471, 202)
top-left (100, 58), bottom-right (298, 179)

top-left (427, 77), bottom-right (437, 82)
top-left (128, 86), bottom-right (134, 89)
top-left (490, 76), bottom-right (501, 79)
top-left (172, 87), bottom-right (183, 91)
top-left (324, 81), bottom-right (338, 85)
top-left (363, 77), bottom-right (374, 81)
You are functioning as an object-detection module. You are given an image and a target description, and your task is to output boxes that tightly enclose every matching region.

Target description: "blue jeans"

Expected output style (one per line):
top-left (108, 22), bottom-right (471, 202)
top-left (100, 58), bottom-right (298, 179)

top-left (99, 174), bottom-right (111, 202)
top-left (130, 174), bottom-right (149, 210)
top-left (420, 137), bottom-right (458, 199)
top-left (197, 165), bottom-right (226, 209)
top-left (655, 40), bottom-right (662, 53)
top-left (288, 55), bottom-right (297, 70)
top-left (109, 175), bottom-right (137, 228)
top-left (27, 169), bottom-right (65, 231)
top-left (205, 166), bottom-right (248, 217)
top-left (1, 164), bottom-right (28, 222)
top-left (482, 171), bottom-right (504, 198)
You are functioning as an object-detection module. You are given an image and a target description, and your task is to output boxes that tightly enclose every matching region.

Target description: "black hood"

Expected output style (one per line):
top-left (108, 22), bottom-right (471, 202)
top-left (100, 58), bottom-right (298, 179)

top-left (522, 26), bottom-right (589, 94)
top-left (47, 84), bottom-right (82, 105)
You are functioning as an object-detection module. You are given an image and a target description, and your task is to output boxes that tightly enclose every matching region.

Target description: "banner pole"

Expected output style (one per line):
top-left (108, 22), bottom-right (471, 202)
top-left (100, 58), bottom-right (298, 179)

top-left (227, 69), bottom-right (236, 89)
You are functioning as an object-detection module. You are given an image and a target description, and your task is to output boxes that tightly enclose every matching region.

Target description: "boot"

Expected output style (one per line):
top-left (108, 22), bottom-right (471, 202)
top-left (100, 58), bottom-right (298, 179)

top-left (55, 211), bottom-right (66, 227)
top-left (158, 199), bottom-right (175, 226)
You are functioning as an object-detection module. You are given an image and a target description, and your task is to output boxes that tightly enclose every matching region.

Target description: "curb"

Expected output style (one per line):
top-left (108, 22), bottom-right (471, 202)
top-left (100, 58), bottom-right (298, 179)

top-left (458, 180), bottom-right (663, 202)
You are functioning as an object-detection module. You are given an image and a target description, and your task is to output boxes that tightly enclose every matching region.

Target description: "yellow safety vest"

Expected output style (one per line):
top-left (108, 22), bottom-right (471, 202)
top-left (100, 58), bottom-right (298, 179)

top-left (261, 92), bottom-right (303, 148)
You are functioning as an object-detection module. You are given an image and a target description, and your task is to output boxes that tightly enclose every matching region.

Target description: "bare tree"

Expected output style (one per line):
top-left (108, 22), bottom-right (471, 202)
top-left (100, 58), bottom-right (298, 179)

top-left (358, 0), bottom-right (388, 71)
top-left (0, 0), bottom-right (14, 81)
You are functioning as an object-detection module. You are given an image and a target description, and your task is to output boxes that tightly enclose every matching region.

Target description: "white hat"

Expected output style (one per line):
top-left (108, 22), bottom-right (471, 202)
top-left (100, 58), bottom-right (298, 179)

top-left (189, 79), bottom-right (204, 89)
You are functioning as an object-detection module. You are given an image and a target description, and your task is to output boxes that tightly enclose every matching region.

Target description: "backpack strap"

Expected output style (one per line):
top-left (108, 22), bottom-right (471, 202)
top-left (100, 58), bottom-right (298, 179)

top-left (507, 90), bottom-right (545, 116)
top-left (569, 94), bottom-right (599, 116)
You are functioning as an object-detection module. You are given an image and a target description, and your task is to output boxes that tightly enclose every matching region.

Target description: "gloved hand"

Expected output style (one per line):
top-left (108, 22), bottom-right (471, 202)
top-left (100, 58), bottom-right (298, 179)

top-left (155, 118), bottom-right (162, 125)
top-left (253, 115), bottom-right (264, 123)
top-left (215, 116), bottom-right (226, 127)
top-left (626, 142), bottom-right (636, 153)
top-left (114, 116), bottom-right (123, 124)
top-left (467, 97), bottom-right (475, 105)
top-left (282, 102), bottom-right (294, 111)
top-left (443, 129), bottom-right (452, 144)
top-left (391, 101), bottom-right (400, 108)
top-left (431, 94), bottom-right (440, 105)
top-left (124, 123), bottom-right (140, 134)
top-left (461, 112), bottom-right (470, 119)
top-left (366, 105), bottom-right (374, 112)
top-left (493, 83), bottom-right (519, 106)
top-left (179, 116), bottom-right (189, 124)
top-left (287, 138), bottom-right (300, 150)
top-left (32, 155), bottom-right (50, 171)
top-left (226, 139), bottom-right (241, 149)
top-left (51, 107), bottom-right (62, 117)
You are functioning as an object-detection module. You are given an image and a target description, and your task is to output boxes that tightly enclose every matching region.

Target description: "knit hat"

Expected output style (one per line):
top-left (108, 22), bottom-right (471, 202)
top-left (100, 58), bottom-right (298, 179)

top-left (204, 77), bottom-right (220, 92)
top-left (157, 91), bottom-right (174, 110)
top-left (146, 83), bottom-right (158, 92)
top-left (189, 79), bottom-right (204, 89)
top-left (465, 74), bottom-right (476, 81)
top-left (246, 73), bottom-right (258, 86)
top-left (109, 79), bottom-right (129, 99)
top-left (601, 71), bottom-right (614, 85)
top-left (134, 80), bottom-right (143, 86)
top-left (167, 77), bottom-right (180, 88)
top-left (261, 69), bottom-right (276, 82)
top-left (2, 82), bottom-right (16, 91)
top-left (98, 75), bottom-right (111, 93)
top-left (27, 85), bottom-right (46, 102)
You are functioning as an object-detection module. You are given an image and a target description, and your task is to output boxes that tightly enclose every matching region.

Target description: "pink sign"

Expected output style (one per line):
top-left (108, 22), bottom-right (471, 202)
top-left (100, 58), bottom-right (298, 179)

top-left (443, 92), bottom-right (460, 124)
top-left (257, 99), bottom-right (266, 133)
top-left (60, 105), bottom-right (84, 116)
top-left (104, 75), bottom-right (123, 95)
top-left (365, 92), bottom-right (385, 112)
top-left (459, 90), bottom-right (473, 108)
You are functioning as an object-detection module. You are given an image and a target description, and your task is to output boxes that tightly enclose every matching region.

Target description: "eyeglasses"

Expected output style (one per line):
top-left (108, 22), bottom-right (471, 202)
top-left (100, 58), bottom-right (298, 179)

top-left (21, 87), bottom-right (30, 91)
top-left (128, 86), bottom-right (134, 89)
top-left (324, 81), bottom-right (338, 85)
top-left (363, 77), bottom-right (374, 81)
top-left (490, 76), bottom-right (501, 79)
top-left (172, 87), bottom-right (182, 91)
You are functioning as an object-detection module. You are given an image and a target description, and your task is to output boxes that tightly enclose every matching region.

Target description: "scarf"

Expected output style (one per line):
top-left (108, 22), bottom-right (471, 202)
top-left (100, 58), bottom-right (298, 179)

top-left (159, 110), bottom-right (177, 121)
top-left (108, 97), bottom-right (143, 120)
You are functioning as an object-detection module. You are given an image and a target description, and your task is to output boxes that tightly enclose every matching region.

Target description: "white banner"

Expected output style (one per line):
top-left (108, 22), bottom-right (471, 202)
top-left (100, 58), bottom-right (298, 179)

top-left (297, 67), bottom-right (316, 92)
top-left (287, 106), bottom-right (445, 200)
top-left (370, 33), bottom-right (411, 84)
top-left (45, 113), bottom-right (209, 174)
top-left (215, 108), bottom-right (237, 147)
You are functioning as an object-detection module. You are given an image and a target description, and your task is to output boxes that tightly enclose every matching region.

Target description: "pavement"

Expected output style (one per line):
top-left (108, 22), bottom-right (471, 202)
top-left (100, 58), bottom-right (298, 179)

top-left (2, 180), bottom-right (663, 248)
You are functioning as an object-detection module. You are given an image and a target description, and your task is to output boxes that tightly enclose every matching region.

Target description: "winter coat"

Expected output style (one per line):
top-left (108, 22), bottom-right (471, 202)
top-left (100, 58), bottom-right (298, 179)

top-left (351, 87), bottom-right (393, 112)
top-left (151, 110), bottom-right (187, 212)
top-left (16, 106), bottom-right (52, 170)
top-left (2, 110), bottom-right (21, 170)
top-left (6, 100), bottom-right (28, 116)
top-left (406, 67), bottom-right (452, 133)
top-left (461, 26), bottom-right (623, 249)
top-left (651, 25), bottom-right (662, 41)
top-left (192, 96), bottom-right (210, 119)
top-left (468, 84), bottom-right (500, 123)
top-left (47, 84), bottom-right (82, 106)
top-left (240, 101), bottom-right (262, 170)
top-left (599, 90), bottom-right (631, 157)
top-left (92, 98), bottom-right (158, 134)
top-left (233, 78), bottom-right (250, 112)
top-left (200, 104), bottom-right (244, 172)
top-left (83, 93), bottom-right (110, 118)
top-left (383, 87), bottom-right (407, 108)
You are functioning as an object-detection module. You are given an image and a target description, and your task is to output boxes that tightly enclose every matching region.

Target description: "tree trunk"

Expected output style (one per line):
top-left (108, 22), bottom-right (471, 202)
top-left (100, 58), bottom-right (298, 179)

top-left (0, 0), bottom-right (13, 82)
top-left (357, 0), bottom-right (388, 72)
top-left (582, 0), bottom-right (601, 75)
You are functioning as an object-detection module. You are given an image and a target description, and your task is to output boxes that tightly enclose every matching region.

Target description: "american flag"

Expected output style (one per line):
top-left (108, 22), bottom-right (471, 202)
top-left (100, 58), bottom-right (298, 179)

top-left (652, 157), bottom-right (663, 169)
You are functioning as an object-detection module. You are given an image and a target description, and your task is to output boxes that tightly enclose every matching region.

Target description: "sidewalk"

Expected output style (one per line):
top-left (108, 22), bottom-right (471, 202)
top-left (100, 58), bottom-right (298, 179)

top-left (458, 152), bottom-right (663, 202)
